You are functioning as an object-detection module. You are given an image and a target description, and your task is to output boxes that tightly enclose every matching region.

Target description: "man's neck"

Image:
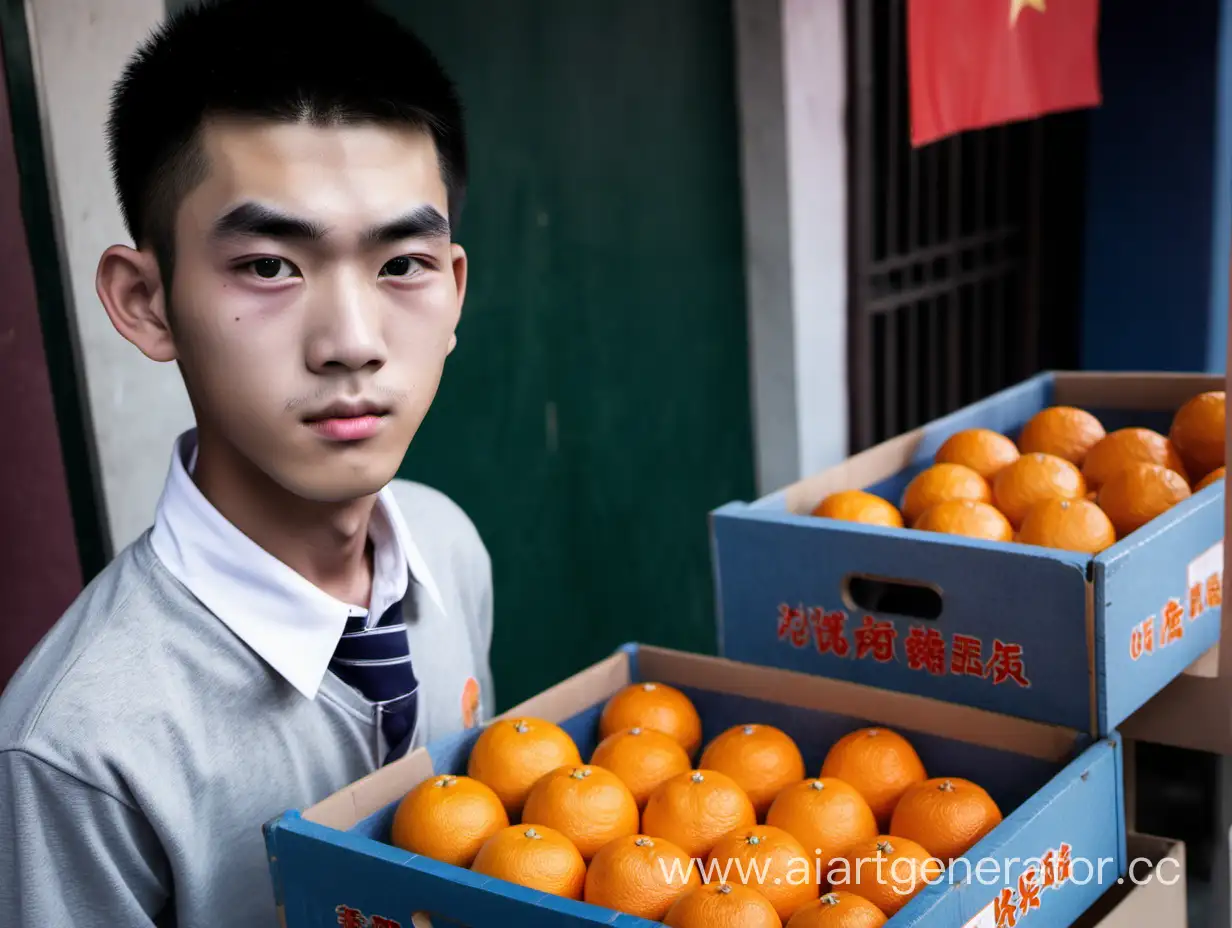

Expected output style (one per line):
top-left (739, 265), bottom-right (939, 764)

top-left (190, 431), bottom-right (378, 608)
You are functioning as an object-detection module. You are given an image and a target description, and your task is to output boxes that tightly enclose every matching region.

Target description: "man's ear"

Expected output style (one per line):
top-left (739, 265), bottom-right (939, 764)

top-left (447, 242), bottom-right (468, 357)
top-left (96, 245), bottom-right (176, 362)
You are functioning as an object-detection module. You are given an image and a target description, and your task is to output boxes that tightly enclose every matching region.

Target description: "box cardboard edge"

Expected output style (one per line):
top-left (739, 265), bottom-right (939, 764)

top-left (301, 649), bottom-right (635, 829)
top-left (301, 644), bottom-right (1082, 834)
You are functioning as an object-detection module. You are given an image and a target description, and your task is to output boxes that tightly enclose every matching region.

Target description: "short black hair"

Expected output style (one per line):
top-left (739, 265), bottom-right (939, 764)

top-left (106, 0), bottom-right (467, 281)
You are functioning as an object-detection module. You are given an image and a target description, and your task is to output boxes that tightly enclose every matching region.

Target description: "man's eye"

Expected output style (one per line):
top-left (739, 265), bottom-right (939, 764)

top-left (380, 256), bottom-right (422, 278)
top-left (247, 257), bottom-right (297, 280)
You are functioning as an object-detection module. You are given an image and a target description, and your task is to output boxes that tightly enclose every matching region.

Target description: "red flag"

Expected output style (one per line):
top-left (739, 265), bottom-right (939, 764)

top-left (908, 0), bottom-right (1102, 147)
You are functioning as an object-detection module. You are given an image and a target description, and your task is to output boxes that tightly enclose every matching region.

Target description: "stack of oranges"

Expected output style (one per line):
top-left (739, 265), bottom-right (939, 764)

top-left (813, 390), bottom-right (1226, 555)
top-left (388, 683), bottom-right (1002, 927)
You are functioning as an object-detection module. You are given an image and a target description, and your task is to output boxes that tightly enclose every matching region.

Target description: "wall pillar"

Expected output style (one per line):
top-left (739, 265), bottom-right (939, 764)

top-left (734, 0), bottom-right (849, 495)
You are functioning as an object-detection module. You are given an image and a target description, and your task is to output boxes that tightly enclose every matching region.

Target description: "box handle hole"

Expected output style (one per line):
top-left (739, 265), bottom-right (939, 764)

top-left (844, 574), bottom-right (943, 621)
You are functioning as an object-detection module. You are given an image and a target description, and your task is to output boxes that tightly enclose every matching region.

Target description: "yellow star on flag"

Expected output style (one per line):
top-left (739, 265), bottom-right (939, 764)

top-left (1010, 0), bottom-right (1046, 26)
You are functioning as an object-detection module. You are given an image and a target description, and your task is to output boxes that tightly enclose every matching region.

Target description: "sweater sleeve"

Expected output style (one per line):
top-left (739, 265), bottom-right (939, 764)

top-left (386, 477), bottom-right (497, 721)
top-left (472, 527), bottom-right (496, 722)
top-left (0, 749), bottom-right (170, 925)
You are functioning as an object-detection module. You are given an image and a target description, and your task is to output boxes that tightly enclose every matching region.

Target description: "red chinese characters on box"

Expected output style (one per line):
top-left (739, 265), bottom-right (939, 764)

top-left (991, 843), bottom-right (1074, 927)
top-left (335, 906), bottom-right (401, 928)
top-left (906, 626), bottom-right (946, 675)
top-left (1186, 542), bottom-right (1223, 625)
top-left (809, 607), bottom-right (850, 657)
top-left (1159, 599), bottom-right (1185, 647)
top-left (855, 616), bottom-right (898, 663)
top-left (774, 605), bottom-right (1030, 687)
top-left (1129, 615), bottom-right (1156, 662)
top-left (1190, 581), bottom-right (1205, 620)
top-left (1193, 573), bottom-right (1224, 616)
top-left (1129, 542), bottom-right (1223, 662)
top-left (1128, 598), bottom-right (1184, 662)
top-left (777, 604), bottom-right (810, 649)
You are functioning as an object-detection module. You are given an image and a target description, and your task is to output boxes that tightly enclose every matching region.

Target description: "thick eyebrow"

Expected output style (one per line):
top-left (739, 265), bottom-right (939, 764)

top-left (210, 202), bottom-right (328, 242)
top-left (209, 202), bottom-right (450, 247)
top-left (363, 205), bottom-right (451, 245)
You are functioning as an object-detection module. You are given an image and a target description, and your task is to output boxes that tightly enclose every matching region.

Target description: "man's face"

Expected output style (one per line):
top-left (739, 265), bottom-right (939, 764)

top-left (168, 117), bottom-right (465, 502)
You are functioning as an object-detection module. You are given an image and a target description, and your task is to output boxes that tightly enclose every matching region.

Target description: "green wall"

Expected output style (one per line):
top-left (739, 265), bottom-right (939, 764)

top-left (383, 0), bottom-right (756, 709)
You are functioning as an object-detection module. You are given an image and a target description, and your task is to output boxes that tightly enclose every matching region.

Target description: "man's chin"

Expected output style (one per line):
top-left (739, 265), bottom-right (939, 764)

top-left (275, 461), bottom-right (402, 505)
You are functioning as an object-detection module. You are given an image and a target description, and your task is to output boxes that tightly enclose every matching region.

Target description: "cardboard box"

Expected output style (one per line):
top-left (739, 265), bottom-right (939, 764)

top-left (264, 644), bottom-right (1127, 928)
top-left (1073, 833), bottom-right (1187, 927)
top-left (709, 371), bottom-right (1225, 737)
top-left (1120, 367), bottom-right (1232, 754)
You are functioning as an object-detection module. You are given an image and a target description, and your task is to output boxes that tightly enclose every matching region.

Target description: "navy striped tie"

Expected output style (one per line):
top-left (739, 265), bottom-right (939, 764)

top-left (330, 597), bottom-right (418, 763)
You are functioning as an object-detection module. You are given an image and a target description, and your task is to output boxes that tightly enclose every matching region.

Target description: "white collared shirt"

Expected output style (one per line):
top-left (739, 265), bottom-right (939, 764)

top-left (149, 429), bottom-right (446, 700)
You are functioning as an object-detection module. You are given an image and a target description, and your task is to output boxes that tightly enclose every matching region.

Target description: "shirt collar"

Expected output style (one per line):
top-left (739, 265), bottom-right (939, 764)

top-left (149, 429), bottom-right (446, 699)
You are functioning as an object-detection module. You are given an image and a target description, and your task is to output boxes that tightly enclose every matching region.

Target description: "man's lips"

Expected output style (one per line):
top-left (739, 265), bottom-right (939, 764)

top-left (302, 400), bottom-right (391, 442)
top-left (307, 415), bottom-right (386, 441)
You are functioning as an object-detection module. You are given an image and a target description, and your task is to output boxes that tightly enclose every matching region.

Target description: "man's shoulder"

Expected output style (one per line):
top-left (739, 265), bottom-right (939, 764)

top-left (0, 535), bottom-right (198, 780)
top-left (386, 477), bottom-right (490, 576)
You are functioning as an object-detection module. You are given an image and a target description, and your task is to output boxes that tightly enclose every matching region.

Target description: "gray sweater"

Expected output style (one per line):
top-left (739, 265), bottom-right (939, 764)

top-left (0, 479), bottom-right (493, 928)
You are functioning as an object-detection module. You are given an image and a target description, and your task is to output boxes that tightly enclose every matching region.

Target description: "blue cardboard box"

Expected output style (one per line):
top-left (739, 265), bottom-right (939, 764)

top-left (710, 371), bottom-right (1225, 736)
top-left (265, 644), bottom-right (1127, 928)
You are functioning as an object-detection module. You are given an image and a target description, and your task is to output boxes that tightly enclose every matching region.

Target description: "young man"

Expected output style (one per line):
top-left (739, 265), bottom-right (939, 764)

top-left (0, 1), bottom-right (493, 925)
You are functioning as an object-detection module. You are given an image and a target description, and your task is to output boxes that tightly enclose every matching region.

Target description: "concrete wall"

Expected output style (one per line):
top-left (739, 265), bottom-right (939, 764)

top-left (734, 0), bottom-right (849, 494)
top-left (26, 0), bottom-right (191, 554)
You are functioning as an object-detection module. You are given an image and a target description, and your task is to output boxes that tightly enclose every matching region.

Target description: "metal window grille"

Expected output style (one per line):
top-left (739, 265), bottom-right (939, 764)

top-left (845, 0), bottom-right (1085, 453)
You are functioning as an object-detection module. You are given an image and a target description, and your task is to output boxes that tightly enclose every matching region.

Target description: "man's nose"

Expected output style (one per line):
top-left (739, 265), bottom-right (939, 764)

top-left (304, 275), bottom-right (388, 373)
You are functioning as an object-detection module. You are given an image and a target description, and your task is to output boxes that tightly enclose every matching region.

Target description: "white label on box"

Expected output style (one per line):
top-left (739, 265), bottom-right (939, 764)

top-left (961, 901), bottom-right (997, 928)
top-left (1188, 541), bottom-right (1224, 590)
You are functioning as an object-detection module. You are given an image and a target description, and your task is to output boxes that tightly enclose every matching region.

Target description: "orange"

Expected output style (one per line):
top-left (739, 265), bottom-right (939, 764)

top-left (900, 463), bottom-right (992, 526)
top-left (1197, 466), bottom-right (1227, 492)
top-left (590, 726), bottom-right (693, 810)
top-left (663, 882), bottom-right (784, 928)
top-left (707, 825), bottom-right (820, 921)
top-left (466, 718), bottom-right (583, 818)
top-left (888, 777), bottom-right (1003, 865)
top-left (819, 728), bottom-right (927, 829)
top-left (934, 428), bottom-right (1020, 480)
top-left (471, 824), bottom-right (587, 899)
top-left (600, 682), bottom-right (703, 756)
top-left (992, 452), bottom-right (1088, 529)
top-left (784, 892), bottom-right (888, 928)
top-left (828, 836), bottom-right (943, 917)
top-left (584, 834), bottom-right (701, 920)
top-left (913, 500), bottom-right (1013, 542)
top-left (1081, 427), bottom-right (1189, 490)
top-left (389, 774), bottom-right (509, 867)
top-left (1016, 497), bottom-right (1117, 554)
top-left (699, 724), bottom-right (807, 819)
top-left (1016, 406), bottom-right (1106, 466)
top-left (521, 764), bottom-right (640, 860)
top-left (1097, 462), bottom-right (1191, 538)
top-left (812, 490), bottom-right (904, 529)
top-left (643, 769), bottom-right (758, 859)
top-left (1170, 391), bottom-right (1226, 482)
top-left (766, 778), bottom-right (879, 882)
